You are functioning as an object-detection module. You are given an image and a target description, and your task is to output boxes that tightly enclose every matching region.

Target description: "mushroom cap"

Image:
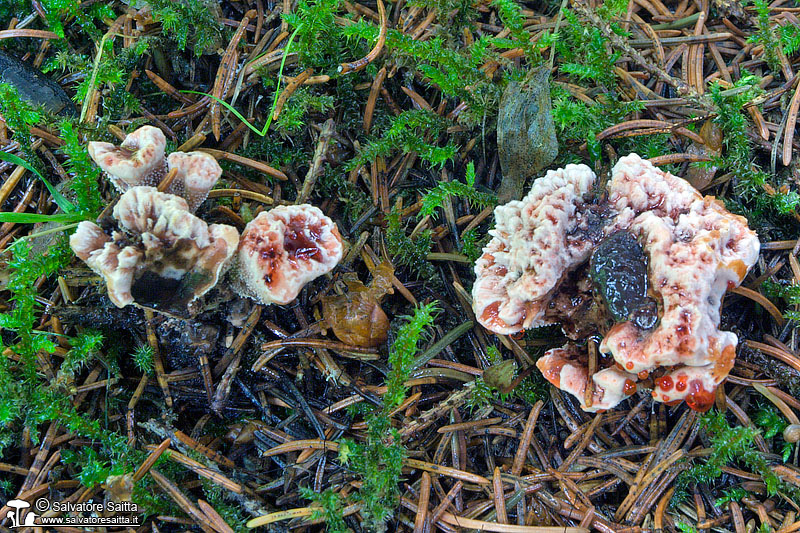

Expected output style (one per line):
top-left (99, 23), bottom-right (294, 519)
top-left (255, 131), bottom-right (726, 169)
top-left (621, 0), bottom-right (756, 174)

top-left (475, 153), bottom-right (760, 412)
top-left (87, 126), bottom-right (167, 191)
top-left (113, 186), bottom-right (204, 245)
top-left (236, 205), bottom-right (343, 305)
top-left (70, 187), bottom-right (239, 309)
top-left (166, 151), bottom-right (222, 211)
top-left (472, 163), bottom-right (598, 334)
top-left (537, 344), bottom-right (639, 412)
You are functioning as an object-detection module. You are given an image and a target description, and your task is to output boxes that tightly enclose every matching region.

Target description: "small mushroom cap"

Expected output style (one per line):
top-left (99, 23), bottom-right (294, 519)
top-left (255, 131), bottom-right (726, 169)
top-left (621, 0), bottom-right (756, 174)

top-left (70, 220), bottom-right (110, 262)
top-left (70, 221), bottom-right (142, 307)
top-left (166, 151), bottom-right (222, 211)
top-left (536, 344), bottom-right (639, 412)
top-left (87, 126), bottom-right (167, 191)
top-left (237, 205), bottom-right (343, 305)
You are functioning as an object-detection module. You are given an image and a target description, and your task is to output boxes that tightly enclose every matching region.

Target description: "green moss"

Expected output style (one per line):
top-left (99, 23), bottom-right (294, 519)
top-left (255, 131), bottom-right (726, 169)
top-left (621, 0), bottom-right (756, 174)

top-left (554, 8), bottom-right (621, 87)
top-left (300, 488), bottom-right (349, 533)
top-left (351, 109), bottom-right (458, 168)
top-left (0, 82), bottom-right (41, 152)
top-left (202, 479), bottom-right (250, 533)
top-left (316, 165), bottom-right (371, 224)
top-left (551, 83), bottom-right (644, 163)
top-left (0, 0), bottom-right (30, 26)
top-left (707, 76), bottom-right (799, 223)
top-left (673, 410), bottom-right (800, 505)
top-left (342, 23), bottom-right (507, 123)
top-left (762, 279), bottom-right (800, 321)
top-left (748, 0), bottom-right (781, 73)
top-left (490, 0), bottom-right (538, 61)
top-left (334, 304), bottom-right (438, 531)
top-left (44, 42), bottom-right (144, 119)
top-left (778, 23), bottom-right (800, 56)
top-left (59, 121), bottom-right (104, 216)
top-left (132, 344), bottom-right (155, 375)
top-left (461, 227), bottom-right (490, 262)
top-left (754, 403), bottom-right (796, 461)
top-left (419, 162), bottom-right (497, 219)
top-left (385, 303), bottom-right (439, 410)
top-left (283, 0), bottom-right (361, 73)
top-left (385, 206), bottom-right (435, 279)
top-left (274, 87), bottom-right (335, 135)
top-left (144, 0), bottom-right (224, 55)
top-left (39, 0), bottom-right (114, 40)
top-left (408, 0), bottom-right (477, 29)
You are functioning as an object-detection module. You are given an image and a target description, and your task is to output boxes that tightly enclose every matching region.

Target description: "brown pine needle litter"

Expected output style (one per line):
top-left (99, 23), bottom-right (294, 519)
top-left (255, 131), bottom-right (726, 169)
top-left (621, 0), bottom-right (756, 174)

top-left (0, 0), bottom-right (799, 531)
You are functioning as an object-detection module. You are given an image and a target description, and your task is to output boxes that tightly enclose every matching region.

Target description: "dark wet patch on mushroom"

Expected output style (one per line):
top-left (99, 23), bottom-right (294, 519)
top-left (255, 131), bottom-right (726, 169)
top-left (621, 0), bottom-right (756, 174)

top-left (131, 268), bottom-right (216, 312)
top-left (589, 231), bottom-right (658, 330)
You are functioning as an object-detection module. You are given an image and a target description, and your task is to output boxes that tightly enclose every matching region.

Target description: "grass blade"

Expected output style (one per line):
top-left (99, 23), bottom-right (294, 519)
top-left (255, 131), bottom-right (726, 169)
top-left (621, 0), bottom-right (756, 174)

top-left (0, 151), bottom-right (76, 214)
top-left (0, 212), bottom-right (84, 223)
top-left (181, 26), bottom-right (300, 137)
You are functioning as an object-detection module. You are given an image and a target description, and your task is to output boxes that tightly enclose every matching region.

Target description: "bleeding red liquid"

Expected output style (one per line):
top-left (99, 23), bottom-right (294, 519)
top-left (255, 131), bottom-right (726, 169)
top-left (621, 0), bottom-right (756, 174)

top-left (285, 219), bottom-right (322, 266)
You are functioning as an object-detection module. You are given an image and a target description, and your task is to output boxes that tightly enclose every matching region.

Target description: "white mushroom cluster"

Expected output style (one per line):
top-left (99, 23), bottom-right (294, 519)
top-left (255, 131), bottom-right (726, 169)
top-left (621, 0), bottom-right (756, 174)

top-left (72, 126), bottom-right (344, 312)
top-left (88, 126), bottom-right (222, 211)
top-left (474, 154), bottom-right (759, 412)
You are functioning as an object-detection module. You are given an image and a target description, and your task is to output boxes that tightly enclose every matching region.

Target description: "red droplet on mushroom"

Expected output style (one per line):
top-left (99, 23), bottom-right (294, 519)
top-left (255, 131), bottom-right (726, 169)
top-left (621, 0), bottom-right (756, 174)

top-left (656, 375), bottom-right (674, 391)
top-left (685, 379), bottom-right (715, 412)
top-left (623, 379), bottom-right (637, 396)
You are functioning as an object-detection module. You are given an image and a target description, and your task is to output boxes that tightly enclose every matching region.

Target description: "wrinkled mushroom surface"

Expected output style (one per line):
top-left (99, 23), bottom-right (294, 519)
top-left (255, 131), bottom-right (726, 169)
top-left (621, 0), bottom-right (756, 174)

top-left (472, 163), bottom-right (601, 335)
top-left (88, 126), bottom-right (167, 192)
top-left (474, 154), bottom-right (759, 412)
top-left (70, 186), bottom-right (238, 310)
top-left (235, 205), bottom-right (343, 305)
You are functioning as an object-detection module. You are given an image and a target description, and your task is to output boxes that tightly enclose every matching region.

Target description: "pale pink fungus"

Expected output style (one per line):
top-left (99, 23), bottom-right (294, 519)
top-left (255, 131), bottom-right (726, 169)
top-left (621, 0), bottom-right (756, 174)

top-left (235, 205), bottom-right (343, 305)
top-left (87, 126), bottom-right (167, 191)
top-left (69, 186), bottom-right (239, 309)
top-left (472, 164), bottom-right (599, 335)
top-left (88, 126), bottom-right (223, 212)
top-left (474, 154), bottom-right (759, 412)
top-left (165, 151), bottom-right (222, 211)
top-left (536, 345), bottom-right (639, 411)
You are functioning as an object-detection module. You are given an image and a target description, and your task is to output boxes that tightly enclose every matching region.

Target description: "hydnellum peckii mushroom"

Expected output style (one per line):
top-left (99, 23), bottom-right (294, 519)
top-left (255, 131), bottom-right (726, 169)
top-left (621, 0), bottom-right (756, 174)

top-left (70, 186), bottom-right (239, 311)
top-left (87, 125), bottom-right (222, 211)
top-left (77, 127), bottom-right (347, 313)
top-left (473, 153), bottom-right (759, 412)
top-left (234, 205), bottom-right (344, 306)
